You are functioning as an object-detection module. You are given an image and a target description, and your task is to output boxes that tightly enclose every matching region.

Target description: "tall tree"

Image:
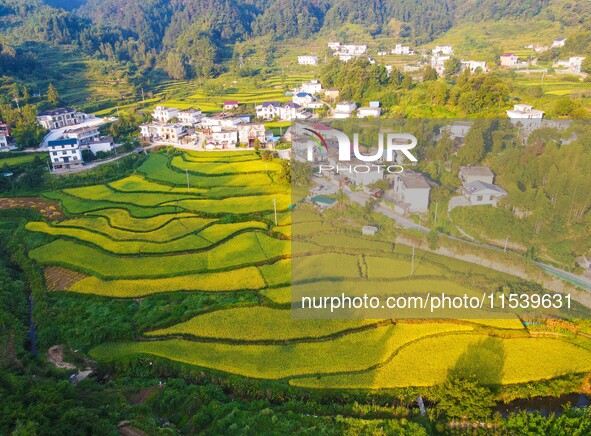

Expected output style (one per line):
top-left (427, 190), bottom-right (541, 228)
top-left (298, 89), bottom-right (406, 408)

top-left (47, 83), bottom-right (60, 107)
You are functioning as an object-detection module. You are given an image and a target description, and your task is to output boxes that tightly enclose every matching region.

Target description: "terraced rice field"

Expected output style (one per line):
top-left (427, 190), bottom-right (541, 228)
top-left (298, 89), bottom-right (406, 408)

top-left (27, 149), bottom-right (591, 388)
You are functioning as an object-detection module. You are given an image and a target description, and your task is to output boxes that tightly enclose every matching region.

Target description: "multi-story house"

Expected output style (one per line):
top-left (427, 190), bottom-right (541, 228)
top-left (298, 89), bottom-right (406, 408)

top-left (48, 138), bottom-right (83, 171)
top-left (37, 108), bottom-right (87, 130)
top-left (152, 106), bottom-right (180, 123)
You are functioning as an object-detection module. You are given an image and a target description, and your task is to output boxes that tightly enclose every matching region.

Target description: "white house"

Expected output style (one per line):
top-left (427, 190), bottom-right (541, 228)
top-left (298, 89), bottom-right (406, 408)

top-left (554, 56), bottom-right (586, 73)
top-left (223, 100), bottom-right (239, 111)
top-left (293, 92), bottom-right (315, 106)
top-left (506, 104), bottom-right (545, 128)
top-left (441, 121), bottom-right (473, 140)
top-left (301, 80), bottom-right (322, 95)
top-left (298, 55), bottom-right (319, 65)
top-left (461, 60), bottom-right (487, 73)
top-left (432, 45), bottom-right (453, 55)
top-left (237, 123), bottom-right (266, 147)
top-left (37, 108), bottom-right (87, 130)
top-left (48, 138), bottom-right (83, 171)
top-left (357, 106), bottom-right (381, 118)
top-left (178, 108), bottom-right (202, 126)
top-left (333, 101), bottom-right (357, 119)
top-left (392, 44), bottom-right (412, 55)
top-left (460, 180), bottom-right (507, 206)
top-left (152, 106), bottom-right (179, 123)
top-left (552, 38), bottom-right (566, 48)
top-left (256, 102), bottom-right (308, 121)
top-left (328, 42), bottom-right (342, 50)
top-left (140, 123), bottom-right (185, 142)
top-left (459, 166), bottom-right (495, 185)
top-left (211, 127), bottom-right (239, 147)
top-left (81, 136), bottom-right (115, 155)
top-left (500, 53), bottom-right (519, 67)
top-left (63, 125), bottom-right (100, 143)
top-left (393, 171), bottom-right (431, 213)
top-left (431, 55), bottom-right (450, 75)
top-left (0, 133), bottom-right (8, 151)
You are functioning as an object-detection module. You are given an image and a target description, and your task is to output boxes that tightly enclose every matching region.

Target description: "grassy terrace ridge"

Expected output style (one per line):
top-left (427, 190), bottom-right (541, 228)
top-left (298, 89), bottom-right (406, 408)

top-left (170, 155), bottom-right (283, 175)
top-left (55, 215), bottom-right (215, 241)
top-left (26, 221), bottom-right (268, 254)
top-left (29, 232), bottom-right (289, 279)
top-left (145, 306), bottom-right (385, 341)
top-left (68, 267), bottom-right (266, 297)
top-left (86, 209), bottom-right (198, 232)
top-left (90, 323), bottom-right (474, 380)
top-left (292, 335), bottom-right (591, 389)
top-left (138, 154), bottom-right (274, 187)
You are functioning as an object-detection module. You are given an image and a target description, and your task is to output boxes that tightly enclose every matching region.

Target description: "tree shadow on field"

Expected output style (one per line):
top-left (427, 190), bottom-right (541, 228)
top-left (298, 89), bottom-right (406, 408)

top-left (447, 336), bottom-right (506, 391)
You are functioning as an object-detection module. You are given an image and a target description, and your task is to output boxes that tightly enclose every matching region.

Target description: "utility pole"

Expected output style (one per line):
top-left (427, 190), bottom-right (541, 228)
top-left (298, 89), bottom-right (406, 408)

top-left (433, 201), bottom-right (439, 227)
top-left (186, 169), bottom-right (190, 193)
top-left (273, 197), bottom-right (278, 226)
top-left (141, 88), bottom-right (145, 102)
top-left (504, 236), bottom-right (510, 253)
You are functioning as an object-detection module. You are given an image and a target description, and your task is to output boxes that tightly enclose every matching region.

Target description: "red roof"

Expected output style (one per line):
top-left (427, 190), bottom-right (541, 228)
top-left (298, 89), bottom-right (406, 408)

top-left (224, 100), bottom-right (239, 105)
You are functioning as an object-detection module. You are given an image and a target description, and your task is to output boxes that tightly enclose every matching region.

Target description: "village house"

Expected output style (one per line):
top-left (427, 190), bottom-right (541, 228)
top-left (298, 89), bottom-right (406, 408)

top-left (292, 92), bottom-right (315, 106)
top-left (152, 106), bottom-right (179, 123)
top-left (211, 126), bottom-right (239, 147)
top-left (461, 60), bottom-right (487, 73)
top-left (460, 180), bottom-right (507, 207)
top-left (223, 100), bottom-right (239, 111)
top-left (333, 101), bottom-right (357, 119)
top-left (459, 166), bottom-right (495, 185)
top-left (506, 104), bottom-right (545, 129)
top-left (322, 88), bottom-right (340, 101)
top-left (449, 166), bottom-right (507, 210)
top-left (576, 254), bottom-right (591, 271)
top-left (63, 125), bottom-right (100, 143)
top-left (37, 107), bottom-right (87, 130)
top-left (431, 54), bottom-right (450, 76)
top-left (391, 171), bottom-right (431, 214)
top-left (552, 37), bottom-right (566, 48)
top-left (553, 56), bottom-right (586, 73)
top-left (80, 136), bottom-right (115, 155)
top-left (392, 44), bottom-right (413, 55)
top-left (298, 55), bottom-right (319, 65)
top-left (140, 123), bottom-right (185, 142)
top-left (500, 53), bottom-right (519, 67)
top-left (0, 133), bottom-right (8, 151)
top-left (432, 45), bottom-right (453, 55)
top-left (0, 121), bottom-right (9, 136)
top-left (256, 102), bottom-right (309, 121)
top-left (300, 79), bottom-right (323, 95)
top-left (177, 108), bottom-right (202, 126)
top-left (48, 138), bottom-right (83, 171)
top-left (237, 123), bottom-right (266, 147)
top-left (357, 102), bottom-right (381, 118)
top-left (328, 42), bottom-right (341, 50)
top-left (439, 121), bottom-right (473, 141)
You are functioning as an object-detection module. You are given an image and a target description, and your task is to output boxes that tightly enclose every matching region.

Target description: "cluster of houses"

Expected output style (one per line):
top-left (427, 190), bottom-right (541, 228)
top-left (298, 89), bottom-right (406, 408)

top-left (34, 107), bottom-right (115, 171)
top-left (141, 106), bottom-right (269, 150)
top-left (429, 45), bottom-right (487, 76)
top-left (328, 42), bottom-right (370, 62)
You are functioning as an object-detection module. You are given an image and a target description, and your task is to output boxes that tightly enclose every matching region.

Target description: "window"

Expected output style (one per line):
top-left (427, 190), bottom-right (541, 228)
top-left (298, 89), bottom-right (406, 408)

top-left (54, 158), bottom-right (59, 162)
top-left (476, 195), bottom-right (483, 201)
top-left (62, 151), bottom-right (67, 155)
top-left (53, 152), bottom-right (57, 156)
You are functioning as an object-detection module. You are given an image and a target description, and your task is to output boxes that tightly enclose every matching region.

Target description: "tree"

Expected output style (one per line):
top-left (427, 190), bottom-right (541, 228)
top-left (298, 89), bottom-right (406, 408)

top-left (443, 56), bottom-right (462, 76)
top-left (290, 160), bottom-right (312, 186)
top-left (437, 376), bottom-right (496, 421)
top-left (457, 128), bottom-right (485, 164)
top-left (422, 65), bottom-right (438, 81)
top-left (582, 57), bottom-right (591, 74)
top-left (253, 138), bottom-right (261, 151)
top-left (427, 229), bottom-right (440, 250)
top-left (47, 83), bottom-right (59, 107)
top-left (12, 105), bottom-right (46, 149)
top-left (165, 52), bottom-right (188, 80)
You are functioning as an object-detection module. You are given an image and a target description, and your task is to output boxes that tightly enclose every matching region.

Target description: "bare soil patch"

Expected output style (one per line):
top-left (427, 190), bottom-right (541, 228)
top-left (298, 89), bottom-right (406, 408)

top-left (0, 197), bottom-right (64, 220)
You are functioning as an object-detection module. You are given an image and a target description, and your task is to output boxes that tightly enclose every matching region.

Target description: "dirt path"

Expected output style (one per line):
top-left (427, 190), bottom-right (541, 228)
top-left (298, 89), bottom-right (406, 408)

top-left (46, 345), bottom-right (76, 370)
top-left (0, 197), bottom-right (64, 220)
